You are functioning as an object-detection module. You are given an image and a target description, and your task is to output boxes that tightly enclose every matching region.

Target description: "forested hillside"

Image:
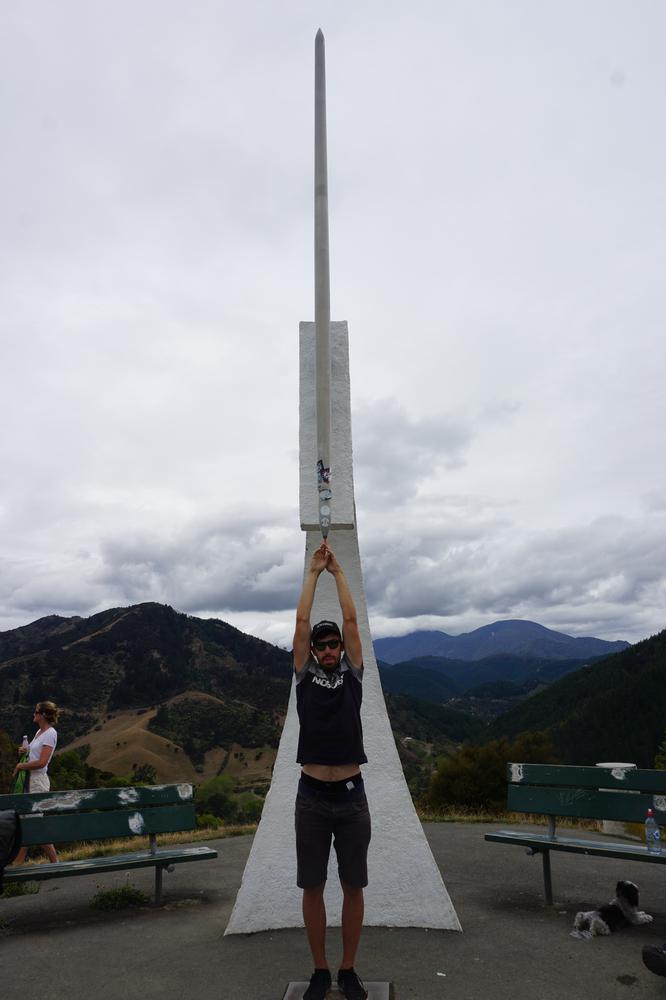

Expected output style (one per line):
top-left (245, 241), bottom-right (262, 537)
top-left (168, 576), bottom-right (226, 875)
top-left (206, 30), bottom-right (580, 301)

top-left (486, 629), bottom-right (666, 766)
top-left (378, 651), bottom-right (595, 712)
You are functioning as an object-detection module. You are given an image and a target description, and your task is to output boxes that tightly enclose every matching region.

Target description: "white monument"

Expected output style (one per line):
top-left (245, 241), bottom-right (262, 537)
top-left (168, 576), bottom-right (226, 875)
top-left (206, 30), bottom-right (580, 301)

top-left (225, 30), bottom-right (461, 936)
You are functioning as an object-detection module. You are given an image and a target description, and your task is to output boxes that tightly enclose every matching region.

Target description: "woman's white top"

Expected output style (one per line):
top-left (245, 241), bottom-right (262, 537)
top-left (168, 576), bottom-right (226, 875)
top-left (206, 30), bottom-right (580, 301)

top-left (28, 726), bottom-right (58, 777)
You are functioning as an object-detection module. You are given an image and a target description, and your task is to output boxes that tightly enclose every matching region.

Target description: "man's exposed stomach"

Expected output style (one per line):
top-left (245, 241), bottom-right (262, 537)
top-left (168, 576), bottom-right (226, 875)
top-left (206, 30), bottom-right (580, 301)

top-left (301, 763), bottom-right (362, 781)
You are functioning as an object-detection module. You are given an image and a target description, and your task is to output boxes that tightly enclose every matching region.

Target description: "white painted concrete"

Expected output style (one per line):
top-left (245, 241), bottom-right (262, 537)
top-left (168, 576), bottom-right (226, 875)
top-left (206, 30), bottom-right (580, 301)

top-left (225, 324), bottom-right (461, 935)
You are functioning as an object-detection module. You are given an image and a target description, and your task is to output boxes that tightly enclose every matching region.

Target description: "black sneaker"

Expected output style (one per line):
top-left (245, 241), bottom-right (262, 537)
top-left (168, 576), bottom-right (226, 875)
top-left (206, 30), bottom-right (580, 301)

top-left (643, 945), bottom-right (666, 977)
top-left (303, 968), bottom-right (332, 999)
top-left (337, 968), bottom-right (368, 999)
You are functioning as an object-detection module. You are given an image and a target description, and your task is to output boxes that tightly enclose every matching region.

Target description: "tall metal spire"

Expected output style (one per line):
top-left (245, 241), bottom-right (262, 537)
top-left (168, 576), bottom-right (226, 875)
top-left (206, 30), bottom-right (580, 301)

top-left (314, 28), bottom-right (332, 539)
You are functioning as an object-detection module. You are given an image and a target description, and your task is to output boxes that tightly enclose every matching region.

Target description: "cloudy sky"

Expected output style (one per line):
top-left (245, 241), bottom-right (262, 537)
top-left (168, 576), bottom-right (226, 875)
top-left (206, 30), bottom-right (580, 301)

top-left (2, 1), bottom-right (665, 649)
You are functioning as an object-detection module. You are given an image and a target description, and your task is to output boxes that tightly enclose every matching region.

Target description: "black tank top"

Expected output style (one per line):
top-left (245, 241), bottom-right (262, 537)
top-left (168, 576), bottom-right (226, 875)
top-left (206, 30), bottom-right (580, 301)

top-left (295, 654), bottom-right (367, 765)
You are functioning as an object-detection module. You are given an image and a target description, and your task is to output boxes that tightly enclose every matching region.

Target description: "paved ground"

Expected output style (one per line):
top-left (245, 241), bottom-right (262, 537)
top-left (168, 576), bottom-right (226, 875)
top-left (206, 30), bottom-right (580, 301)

top-left (3, 822), bottom-right (666, 999)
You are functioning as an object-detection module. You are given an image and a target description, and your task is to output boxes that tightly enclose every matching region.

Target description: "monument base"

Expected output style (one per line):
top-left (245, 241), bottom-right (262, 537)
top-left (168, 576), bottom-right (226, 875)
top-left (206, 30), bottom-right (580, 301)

top-left (283, 984), bottom-right (392, 1000)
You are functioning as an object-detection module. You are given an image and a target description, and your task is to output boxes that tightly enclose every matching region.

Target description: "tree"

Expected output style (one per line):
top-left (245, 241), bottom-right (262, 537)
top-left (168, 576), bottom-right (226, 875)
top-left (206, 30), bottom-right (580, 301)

top-left (0, 730), bottom-right (16, 793)
top-left (235, 791), bottom-right (264, 823)
top-left (654, 731), bottom-right (666, 769)
top-left (196, 775), bottom-right (238, 821)
top-left (427, 731), bottom-right (558, 813)
top-left (132, 763), bottom-right (158, 785)
top-left (50, 749), bottom-right (87, 790)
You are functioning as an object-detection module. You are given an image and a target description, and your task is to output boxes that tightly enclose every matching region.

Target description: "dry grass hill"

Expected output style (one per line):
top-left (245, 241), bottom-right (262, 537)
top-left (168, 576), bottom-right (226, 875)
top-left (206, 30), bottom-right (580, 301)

top-left (63, 691), bottom-right (278, 785)
top-left (0, 602), bottom-right (290, 787)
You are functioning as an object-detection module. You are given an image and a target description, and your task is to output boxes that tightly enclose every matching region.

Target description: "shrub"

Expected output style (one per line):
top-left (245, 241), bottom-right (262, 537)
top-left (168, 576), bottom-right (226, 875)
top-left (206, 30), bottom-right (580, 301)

top-left (235, 792), bottom-right (264, 823)
top-left (427, 731), bottom-right (558, 813)
top-left (131, 763), bottom-right (157, 784)
top-left (91, 885), bottom-right (150, 910)
top-left (196, 776), bottom-right (265, 823)
top-left (196, 775), bottom-right (236, 818)
top-left (0, 729), bottom-right (16, 791)
top-left (196, 812), bottom-right (223, 829)
top-left (0, 881), bottom-right (40, 899)
top-left (655, 731), bottom-right (666, 769)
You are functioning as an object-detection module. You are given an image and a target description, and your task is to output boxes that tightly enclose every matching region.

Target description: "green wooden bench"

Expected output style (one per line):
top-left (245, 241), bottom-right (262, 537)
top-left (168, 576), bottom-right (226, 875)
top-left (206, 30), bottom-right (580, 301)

top-left (0, 783), bottom-right (217, 904)
top-left (485, 763), bottom-right (666, 905)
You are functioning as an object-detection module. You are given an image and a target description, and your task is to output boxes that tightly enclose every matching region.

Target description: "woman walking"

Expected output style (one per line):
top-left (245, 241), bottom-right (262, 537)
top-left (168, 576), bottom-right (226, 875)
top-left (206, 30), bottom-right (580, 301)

top-left (12, 701), bottom-right (59, 864)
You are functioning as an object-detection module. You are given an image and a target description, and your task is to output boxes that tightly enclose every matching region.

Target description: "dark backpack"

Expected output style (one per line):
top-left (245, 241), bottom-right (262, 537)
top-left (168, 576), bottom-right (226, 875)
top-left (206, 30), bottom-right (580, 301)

top-left (0, 810), bottom-right (22, 893)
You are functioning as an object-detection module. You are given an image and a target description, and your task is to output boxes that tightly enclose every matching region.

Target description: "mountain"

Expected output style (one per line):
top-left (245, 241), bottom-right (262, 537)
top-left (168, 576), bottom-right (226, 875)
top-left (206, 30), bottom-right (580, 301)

top-left (378, 652), bottom-right (594, 723)
top-left (486, 628), bottom-right (666, 766)
top-left (0, 603), bottom-right (486, 789)
top-left (385, 692), bottom-right (485, 744)
top-left (383, 692), bottom-right (486, 799)
top-left (0, 603), bottom-right (292, 783)
top-left (373, 620), bottom-right (629, 664)
top-left (378, 661), bottom-right (462, 702)
top-left (379, 651), bottom-right (597, 693)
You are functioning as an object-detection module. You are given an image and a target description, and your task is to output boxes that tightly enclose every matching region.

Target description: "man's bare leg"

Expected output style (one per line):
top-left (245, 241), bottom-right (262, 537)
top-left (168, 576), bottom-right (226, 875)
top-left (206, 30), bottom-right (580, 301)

top-left (340, 882), bottom-right (364, 969)
top-left (12, 844), bottom-right (58, 866)
top-left (302, 884), bottom-right (329, 969)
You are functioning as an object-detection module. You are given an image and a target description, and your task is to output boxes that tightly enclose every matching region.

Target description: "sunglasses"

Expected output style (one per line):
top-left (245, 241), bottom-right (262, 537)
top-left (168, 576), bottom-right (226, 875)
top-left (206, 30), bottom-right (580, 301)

top-left (313, 639), bottom-right (341, 651)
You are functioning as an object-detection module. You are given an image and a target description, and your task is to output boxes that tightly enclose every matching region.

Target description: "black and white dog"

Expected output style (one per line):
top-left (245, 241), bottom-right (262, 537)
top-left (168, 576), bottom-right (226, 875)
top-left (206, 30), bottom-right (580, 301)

top-left (571, 880), bottom-right (653, 939)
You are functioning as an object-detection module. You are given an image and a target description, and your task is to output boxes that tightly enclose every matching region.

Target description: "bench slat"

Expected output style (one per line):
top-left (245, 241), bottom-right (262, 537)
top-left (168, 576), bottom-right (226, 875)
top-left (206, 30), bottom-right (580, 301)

top-left (485, 829), bottom-right (666, 863)
top-left (507, 784), bottom-right (666, 823)
top-left (0, 783), bottom-right (194, 815)
top-left (506, 763), bottom-right (666, 793)
top-left (3, 845), bottom-right (218, 883)
top-left (20, 803), bottom-right (196, 845)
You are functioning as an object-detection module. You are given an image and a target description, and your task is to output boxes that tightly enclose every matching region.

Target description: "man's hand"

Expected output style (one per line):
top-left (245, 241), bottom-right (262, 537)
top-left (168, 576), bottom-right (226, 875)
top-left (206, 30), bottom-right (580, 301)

top-left (294, 543), bottom-right (330, 672)
top-left (325, 545), bottom-right (342, 575)
top-left (310, 542), bottom-right (329, 575)
top-left (321, 545), bottom-right (363, 667)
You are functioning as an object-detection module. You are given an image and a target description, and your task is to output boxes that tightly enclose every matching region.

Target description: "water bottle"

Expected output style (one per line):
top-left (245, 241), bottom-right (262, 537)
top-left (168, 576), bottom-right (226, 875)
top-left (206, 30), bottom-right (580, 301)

top-left (21, 735), bottom-right (29, 752)
top-left (645, 808), bottom-right (661, 854)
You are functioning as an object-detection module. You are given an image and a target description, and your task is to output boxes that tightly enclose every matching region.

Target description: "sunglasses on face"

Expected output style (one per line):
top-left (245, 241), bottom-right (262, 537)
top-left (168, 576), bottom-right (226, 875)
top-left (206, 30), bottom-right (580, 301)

top-left (314, 639), bottom-right (341, 651)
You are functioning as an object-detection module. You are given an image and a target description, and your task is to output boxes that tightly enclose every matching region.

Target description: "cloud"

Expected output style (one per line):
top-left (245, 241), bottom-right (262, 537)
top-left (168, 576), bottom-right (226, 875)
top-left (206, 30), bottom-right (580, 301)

top-left (1, 3), bottom-right (666, 653)
top-left (95, 513), bottom-right (303, 614)
top-left (352, 399), bottom-right (472, 502)
top-left (360, 509), bottom-right (666, 643)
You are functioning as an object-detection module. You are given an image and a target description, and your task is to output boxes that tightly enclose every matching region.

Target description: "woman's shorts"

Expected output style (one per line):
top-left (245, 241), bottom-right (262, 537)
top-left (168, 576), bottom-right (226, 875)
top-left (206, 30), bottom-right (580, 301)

top-left (28, 772), bottom-right (50, 793)
top-left (295, 774), bottom-right (371, 889)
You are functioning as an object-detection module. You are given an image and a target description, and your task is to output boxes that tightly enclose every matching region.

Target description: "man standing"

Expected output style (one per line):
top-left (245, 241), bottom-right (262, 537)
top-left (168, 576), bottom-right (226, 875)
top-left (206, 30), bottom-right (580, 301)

top-left (293, 541), bottom-right (370, 1000)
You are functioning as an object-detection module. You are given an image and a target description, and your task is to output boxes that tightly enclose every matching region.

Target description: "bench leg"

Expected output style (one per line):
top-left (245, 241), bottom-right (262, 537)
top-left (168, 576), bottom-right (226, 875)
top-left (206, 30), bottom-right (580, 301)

top-left (155, 866), bottom-right (163, 906)
top-left (541, 850), bottom-right (553, 905)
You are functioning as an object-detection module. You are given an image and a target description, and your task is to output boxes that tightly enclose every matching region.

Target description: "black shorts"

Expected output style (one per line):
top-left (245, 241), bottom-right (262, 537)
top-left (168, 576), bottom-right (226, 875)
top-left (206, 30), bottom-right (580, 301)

top-left (295, 773), bottom-right (371, 889)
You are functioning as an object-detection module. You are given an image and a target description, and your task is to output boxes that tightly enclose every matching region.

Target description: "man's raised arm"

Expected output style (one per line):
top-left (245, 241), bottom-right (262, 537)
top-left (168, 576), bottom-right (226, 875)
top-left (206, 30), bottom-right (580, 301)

top-left (293, 543), bottom-right (329, 672)
top-left (326, 547), bottom-right (363, 669)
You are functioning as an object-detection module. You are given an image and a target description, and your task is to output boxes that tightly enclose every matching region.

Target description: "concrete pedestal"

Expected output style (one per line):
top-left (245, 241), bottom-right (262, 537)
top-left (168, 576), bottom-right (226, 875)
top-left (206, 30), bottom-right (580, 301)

top-left (283, 984), bottom-right (391, 1000)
